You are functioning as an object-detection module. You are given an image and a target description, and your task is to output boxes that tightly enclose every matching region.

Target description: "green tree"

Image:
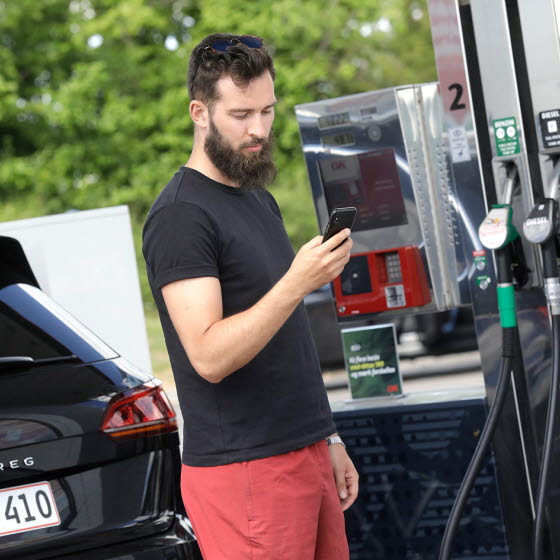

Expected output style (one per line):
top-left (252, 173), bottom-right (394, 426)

top-left (0, 0), bottom-right (436, 302)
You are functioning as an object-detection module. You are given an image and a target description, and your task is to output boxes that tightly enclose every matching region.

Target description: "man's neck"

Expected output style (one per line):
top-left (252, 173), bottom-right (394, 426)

top-left (184, 145), bottom-right (238, 187)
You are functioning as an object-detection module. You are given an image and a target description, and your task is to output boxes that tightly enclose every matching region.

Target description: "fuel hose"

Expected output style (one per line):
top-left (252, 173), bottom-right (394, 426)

top-left (439, 247), bottom-right (517, 560)
top-left (534, 313), bottom-right (560, 560)
top-left (522, 161), bottom-right (560, 560)
top-left (533, 239), bottom-right (560, 560)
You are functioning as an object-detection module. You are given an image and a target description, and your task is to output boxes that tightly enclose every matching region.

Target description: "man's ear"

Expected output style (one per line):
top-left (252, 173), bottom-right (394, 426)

top-left (190, 100), bottom-right (209, 129)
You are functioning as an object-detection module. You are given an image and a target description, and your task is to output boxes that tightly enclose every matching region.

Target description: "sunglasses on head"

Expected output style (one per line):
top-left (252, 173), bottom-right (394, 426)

top-left (205, 35), bottom-right (264, 53)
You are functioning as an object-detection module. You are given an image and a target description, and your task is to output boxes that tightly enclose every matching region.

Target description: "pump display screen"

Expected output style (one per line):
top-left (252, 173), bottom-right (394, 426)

top-left (360, 107), bottom-right (377, 118)
top-left (321, 132), bottom-right (355, 148)
top-left (318, 148), bottom-right (408, 231)
top-left (318, 112), bottom-right (351, 130)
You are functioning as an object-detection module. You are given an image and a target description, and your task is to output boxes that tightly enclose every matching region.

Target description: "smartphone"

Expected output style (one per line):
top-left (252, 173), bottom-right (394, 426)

top-left (322, 207), bottom-right (357, 248)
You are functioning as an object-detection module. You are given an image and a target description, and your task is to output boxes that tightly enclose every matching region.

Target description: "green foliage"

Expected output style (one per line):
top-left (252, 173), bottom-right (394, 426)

top-left (0, 0), bottom-right (436, 303)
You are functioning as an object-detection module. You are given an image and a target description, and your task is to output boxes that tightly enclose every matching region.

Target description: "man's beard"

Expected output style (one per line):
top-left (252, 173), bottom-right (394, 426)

top-left (204, 119), bottom-right (277, 191)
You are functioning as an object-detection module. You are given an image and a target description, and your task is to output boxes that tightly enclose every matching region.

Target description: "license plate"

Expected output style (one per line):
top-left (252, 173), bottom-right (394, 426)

top-left (0, 482), bottom-right (60, 537)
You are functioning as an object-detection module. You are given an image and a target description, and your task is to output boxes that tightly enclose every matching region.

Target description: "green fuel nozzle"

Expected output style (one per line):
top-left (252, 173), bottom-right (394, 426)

top-left (478, 164), bottom-right (524, 327)
top-left (478, 204), bottom-right (518, 251)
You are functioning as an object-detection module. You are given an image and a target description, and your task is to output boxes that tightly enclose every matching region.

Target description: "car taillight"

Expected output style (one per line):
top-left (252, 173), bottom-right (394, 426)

top-left (101, 380), bottom-right (177, 438)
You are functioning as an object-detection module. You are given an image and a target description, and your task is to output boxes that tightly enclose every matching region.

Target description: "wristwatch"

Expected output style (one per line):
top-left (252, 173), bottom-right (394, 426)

top-left (326, 434), bottom-right (345, 448)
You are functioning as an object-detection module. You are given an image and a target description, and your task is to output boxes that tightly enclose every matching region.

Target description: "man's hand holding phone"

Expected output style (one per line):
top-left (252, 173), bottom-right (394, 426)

top-left (286, 206), bottom-right (356, 298)
top-left (287, 228), bottom-right (353, 299)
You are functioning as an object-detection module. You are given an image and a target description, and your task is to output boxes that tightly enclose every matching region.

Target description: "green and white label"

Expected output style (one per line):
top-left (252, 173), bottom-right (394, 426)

top-left (341, 324), bottom-right (403, 400)
top-left (493, 117), bottom-right (520, 157)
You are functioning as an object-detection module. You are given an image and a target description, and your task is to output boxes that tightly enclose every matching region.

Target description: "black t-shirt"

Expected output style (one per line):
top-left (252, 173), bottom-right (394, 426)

top-left (142, 167), bottom-right (336, 466)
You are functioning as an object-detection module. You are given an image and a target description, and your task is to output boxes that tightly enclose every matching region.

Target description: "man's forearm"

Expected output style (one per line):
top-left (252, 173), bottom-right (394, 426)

top-left (192, 272), bottom-right (305, 383)
top-left (176, 230), bottom-right (352, 383)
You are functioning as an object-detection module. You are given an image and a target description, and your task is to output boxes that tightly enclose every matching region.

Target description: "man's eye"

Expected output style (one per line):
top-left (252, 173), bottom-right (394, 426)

top-left (262, 110), bottom-right (273, 115)
top-left (233, 114), bottom-right (247, 119)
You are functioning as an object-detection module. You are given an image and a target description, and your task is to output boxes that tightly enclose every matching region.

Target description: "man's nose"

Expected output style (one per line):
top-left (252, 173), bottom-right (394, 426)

top-left (247, 115), bottom-right (267, 139)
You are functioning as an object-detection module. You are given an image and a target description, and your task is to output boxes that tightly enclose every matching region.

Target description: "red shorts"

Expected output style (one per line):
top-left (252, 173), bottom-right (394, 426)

top-left (181, 440), bottom-right (349, 560)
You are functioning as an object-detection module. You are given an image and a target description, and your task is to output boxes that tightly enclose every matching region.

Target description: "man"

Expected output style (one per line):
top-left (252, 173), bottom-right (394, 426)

top-left (142, 33), bottom-right (359, 560)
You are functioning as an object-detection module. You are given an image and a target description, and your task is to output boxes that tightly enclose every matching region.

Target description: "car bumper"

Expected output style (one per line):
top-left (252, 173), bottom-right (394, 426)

top-left (6, 518), bottom-right (202, 560)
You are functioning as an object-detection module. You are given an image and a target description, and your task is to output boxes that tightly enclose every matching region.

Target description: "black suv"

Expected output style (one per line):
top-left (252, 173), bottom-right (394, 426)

top-left (0, 237), bottom-right (201, 559)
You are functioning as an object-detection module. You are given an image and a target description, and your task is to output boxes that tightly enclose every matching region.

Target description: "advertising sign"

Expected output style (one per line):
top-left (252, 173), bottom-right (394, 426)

top-left (341, 324), bottom-right (403, 399)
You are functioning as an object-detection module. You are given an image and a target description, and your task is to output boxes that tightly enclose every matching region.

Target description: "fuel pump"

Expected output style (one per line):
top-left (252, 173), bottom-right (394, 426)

top-left (523, 160), bottom-right (560, 560)
top-left (297, 2), bottom-right (560, 557)
top-left (513, 0), bottom-right (560, 555)
top-left (295, 85), bottom-right (474, 323)
top-left (430, 1), bottom-right (559, 557)
top-left (296, 83), bottom-right (512, 557)
top-left (439, 165), bottom-right (523, 560)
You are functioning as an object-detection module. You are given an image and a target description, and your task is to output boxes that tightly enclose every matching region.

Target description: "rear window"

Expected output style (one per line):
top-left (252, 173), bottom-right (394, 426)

top-left (0, 284), bottom-right (118, 362)
top-left (0, 301), bottom-right (69, 359)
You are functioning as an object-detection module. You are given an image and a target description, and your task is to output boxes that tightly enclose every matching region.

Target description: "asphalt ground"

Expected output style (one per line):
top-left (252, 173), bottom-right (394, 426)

top-left (166, 348), bottom-right (484, 448)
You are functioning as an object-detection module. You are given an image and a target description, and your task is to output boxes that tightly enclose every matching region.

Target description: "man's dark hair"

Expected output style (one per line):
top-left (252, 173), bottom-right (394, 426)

top-left (188, 33), bottom-right (275, 106)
